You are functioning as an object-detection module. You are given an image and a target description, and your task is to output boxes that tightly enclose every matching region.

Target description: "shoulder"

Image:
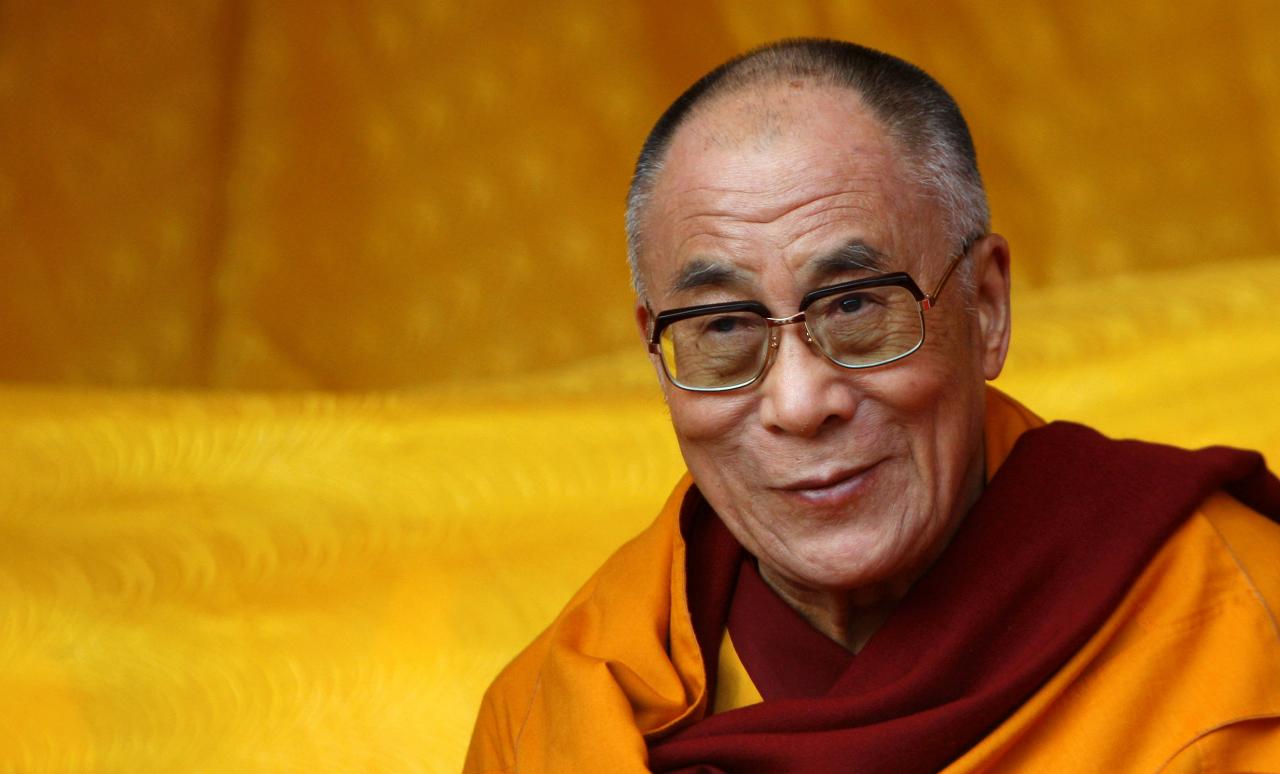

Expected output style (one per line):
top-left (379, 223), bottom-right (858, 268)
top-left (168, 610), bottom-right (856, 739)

top-left (946, 490), bottom-right (1280, 773)
top-left (1115, 491), bottom-right (1280, 683)
top-left (1195, 491), bottom-right (1280, 620)
top-left (1077, 491), bottom-right (1280, 750)
top-left (1152, 494), bottom-right (1280, 770)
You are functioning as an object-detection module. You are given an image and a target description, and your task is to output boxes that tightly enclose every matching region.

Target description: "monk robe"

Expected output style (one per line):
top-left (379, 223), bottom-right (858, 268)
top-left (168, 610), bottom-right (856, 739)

top-left (465, 389), bottom-right (1280, 772)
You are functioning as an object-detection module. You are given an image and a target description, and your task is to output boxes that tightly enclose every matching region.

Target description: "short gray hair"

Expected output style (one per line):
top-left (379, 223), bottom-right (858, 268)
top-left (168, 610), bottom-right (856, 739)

top-left (625, 38), bottom-right (989, 299)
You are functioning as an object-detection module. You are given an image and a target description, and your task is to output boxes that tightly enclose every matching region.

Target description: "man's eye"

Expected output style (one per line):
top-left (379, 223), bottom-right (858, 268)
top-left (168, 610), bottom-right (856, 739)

top-left (837, 294), bottom-right (866, 314)
top-left (707, 316), bottom-right (740, 333)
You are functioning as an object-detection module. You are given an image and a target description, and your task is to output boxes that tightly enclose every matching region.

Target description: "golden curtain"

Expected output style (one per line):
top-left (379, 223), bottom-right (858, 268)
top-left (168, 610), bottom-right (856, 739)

top-left (3, 1), bottom-right (1278, 389)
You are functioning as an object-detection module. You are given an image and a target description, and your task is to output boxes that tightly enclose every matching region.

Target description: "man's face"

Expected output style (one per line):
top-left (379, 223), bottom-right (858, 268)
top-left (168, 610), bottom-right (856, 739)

top-left (635, 83), bottom-right (1010, 597)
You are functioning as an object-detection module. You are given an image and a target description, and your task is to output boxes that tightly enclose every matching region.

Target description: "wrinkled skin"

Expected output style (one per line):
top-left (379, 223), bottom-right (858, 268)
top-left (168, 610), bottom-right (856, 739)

top-left (634, 82), bottom-right (1012, 649)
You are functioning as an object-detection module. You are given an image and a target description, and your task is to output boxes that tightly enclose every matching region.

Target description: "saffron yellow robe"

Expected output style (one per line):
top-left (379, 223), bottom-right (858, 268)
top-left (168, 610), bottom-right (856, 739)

top-left (465, 389), bottom-right (1280, 772)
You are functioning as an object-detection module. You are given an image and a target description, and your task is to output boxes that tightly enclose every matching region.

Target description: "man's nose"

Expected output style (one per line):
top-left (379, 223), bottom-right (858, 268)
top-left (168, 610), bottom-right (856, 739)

top-left (758, 326), bottom-right (859, 437)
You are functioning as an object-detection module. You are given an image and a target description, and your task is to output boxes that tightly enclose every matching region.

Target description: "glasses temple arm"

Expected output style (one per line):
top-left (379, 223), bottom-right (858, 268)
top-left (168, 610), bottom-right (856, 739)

top-left (925, 234), bottom-right (983, 307)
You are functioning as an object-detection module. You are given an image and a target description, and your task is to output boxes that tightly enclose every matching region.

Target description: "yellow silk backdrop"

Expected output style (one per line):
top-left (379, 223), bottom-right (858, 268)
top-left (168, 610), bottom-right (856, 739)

top-left (2, 2), bottom-right (1280, 772)
top-left (2, 0), bottom-right (1279, 389)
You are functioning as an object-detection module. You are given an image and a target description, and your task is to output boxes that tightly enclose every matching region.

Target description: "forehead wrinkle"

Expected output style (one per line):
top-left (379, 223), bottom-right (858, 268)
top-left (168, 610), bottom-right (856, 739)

top-left (779, 200), bottom-right (880, 244)
top-left (665, 187), bottom-right (881, 250)
top-left (664, 147), bottom-right (888, 226)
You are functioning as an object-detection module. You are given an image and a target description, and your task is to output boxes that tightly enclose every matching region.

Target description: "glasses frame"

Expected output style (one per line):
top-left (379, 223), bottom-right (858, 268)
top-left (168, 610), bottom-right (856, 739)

top-left (647, 239), bottom-right (977, 392)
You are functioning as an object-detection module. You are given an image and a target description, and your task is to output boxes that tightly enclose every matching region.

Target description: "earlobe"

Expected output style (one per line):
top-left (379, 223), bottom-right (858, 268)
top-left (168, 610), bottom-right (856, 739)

top-left (974, 234), bottom-right (1013, 381)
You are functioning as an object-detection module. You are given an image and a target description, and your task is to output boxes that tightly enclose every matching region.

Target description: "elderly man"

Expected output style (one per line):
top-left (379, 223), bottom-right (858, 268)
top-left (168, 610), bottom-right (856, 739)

top-left (466, 39), bottom-right (1280, 772)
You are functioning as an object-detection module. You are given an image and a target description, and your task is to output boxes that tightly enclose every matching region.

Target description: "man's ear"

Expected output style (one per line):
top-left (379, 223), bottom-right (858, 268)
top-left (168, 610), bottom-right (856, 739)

top-left (972, 233), bottom-right (1012, 381)
top-left (635, 302), bottom-right (652, 346)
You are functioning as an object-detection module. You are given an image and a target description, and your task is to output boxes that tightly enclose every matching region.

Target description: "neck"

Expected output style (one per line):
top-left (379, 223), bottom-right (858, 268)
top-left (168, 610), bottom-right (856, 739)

top-left (756, 564), bottom-right (910, 652)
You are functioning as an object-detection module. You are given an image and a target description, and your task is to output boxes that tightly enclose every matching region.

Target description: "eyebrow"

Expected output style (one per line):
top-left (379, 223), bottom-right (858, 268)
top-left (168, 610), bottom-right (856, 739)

top-left (665, 239), bottom-right (888, 296)
top-left (805, 240), bottom-right (888, 284)
top-left (668, 258), bottom-right (753, 296)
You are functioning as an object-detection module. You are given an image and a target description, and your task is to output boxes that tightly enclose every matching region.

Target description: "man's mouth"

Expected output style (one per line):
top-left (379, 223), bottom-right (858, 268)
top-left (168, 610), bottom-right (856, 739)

top-left (773, 461), bottom-right (882, 507)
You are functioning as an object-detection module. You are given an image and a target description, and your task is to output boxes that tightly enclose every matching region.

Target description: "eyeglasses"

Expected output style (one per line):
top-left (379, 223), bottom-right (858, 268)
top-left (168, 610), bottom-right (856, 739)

top-left (647, 240), bottom-right (977, 392)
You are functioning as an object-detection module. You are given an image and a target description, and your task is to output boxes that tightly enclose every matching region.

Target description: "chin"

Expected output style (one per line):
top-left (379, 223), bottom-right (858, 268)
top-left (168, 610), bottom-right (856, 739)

top-left (776, 535), bottom-right (920, 593)
top-left (778, 516), bottom-right (942, 588)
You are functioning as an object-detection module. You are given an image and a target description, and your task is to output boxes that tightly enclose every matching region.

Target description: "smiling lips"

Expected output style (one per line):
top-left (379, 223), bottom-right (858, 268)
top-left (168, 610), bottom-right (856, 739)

top-left (775, 461), bottom-right (882, 507)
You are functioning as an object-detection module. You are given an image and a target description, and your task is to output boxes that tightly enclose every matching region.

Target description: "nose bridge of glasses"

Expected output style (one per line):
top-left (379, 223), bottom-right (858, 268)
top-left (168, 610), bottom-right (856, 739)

top-left (764, 310), bottom-right (817, 351)
top-left (766, 310), bottom-right (807, 326)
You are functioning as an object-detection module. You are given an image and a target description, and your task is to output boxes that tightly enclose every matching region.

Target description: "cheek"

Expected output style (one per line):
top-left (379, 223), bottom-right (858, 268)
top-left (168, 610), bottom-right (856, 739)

top-left (894, 310), bottom-right (985, 411)
top-left (867, 357), bottom-right (954, 422)
top-left (879, 328), bottom-right (987, 491)
top-left (665, 391), bottom-right (760, 489)
top-left (666, 390), bottom-right (754, 447)
top-left (865, 329), bottom-right (983, 466)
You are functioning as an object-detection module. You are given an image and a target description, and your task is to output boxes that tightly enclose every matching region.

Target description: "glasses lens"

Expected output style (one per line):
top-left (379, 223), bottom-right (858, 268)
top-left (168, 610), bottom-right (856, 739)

top-left (659, 311), bottom-right (769, 389)
top-left (807, 284), bottom-right (924, 367)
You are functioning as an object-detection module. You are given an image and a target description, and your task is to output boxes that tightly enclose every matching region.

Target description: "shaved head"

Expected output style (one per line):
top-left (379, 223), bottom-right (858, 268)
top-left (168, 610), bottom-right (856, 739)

top-left (626, 38), bottom-right (989, 299)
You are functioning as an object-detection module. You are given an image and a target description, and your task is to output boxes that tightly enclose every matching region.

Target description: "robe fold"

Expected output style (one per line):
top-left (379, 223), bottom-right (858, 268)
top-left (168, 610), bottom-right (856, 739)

top-left (465, 389), bottom-right (1280, 773)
